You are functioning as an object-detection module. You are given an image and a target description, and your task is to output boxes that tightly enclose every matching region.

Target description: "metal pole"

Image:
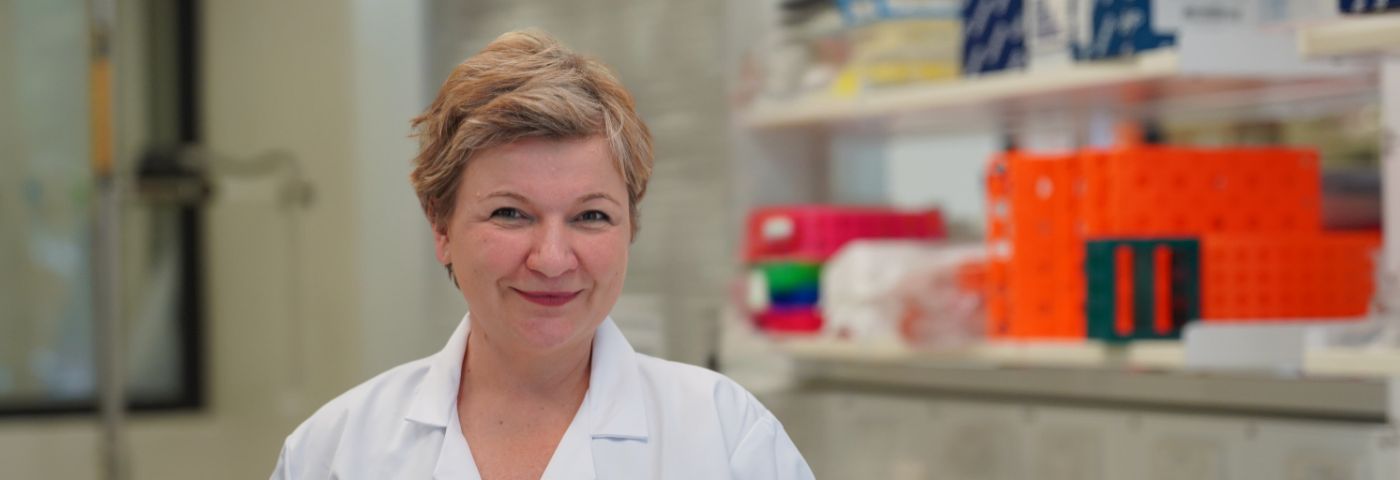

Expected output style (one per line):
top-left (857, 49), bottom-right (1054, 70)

top-left (89, 0), bottom-right (128, 478)
top-left (94, 171), bottom-right (129, 480)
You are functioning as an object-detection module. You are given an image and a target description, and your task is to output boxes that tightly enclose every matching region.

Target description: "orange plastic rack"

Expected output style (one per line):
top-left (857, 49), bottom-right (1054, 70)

top-left (1081, 148), bottom-right (1321, 237)
top-left (1202, 233), bottom-right (1380, 320)
top-left (986, 152), bottom-right (1085, 338)
top-left (986, 145), bottom-right (1335, 339)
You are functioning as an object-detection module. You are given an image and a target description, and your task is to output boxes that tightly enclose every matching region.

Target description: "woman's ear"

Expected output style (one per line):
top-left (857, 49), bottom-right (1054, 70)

top-left (432, 223), bottom-right (460, 289)
top-left (432, 223), bottom-right (451, 265)
top-left (428, 199), bottom-right (452, 265)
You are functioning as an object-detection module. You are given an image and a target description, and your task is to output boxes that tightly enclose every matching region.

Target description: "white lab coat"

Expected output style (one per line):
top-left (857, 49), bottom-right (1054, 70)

top-left (271, 314), bottom-right (814, 479)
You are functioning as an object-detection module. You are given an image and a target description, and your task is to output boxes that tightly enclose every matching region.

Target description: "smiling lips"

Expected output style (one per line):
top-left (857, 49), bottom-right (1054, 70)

top-left (513, 288), bottom-right (581, 307)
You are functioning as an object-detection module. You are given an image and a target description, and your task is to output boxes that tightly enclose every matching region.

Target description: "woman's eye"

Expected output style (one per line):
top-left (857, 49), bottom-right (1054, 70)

top-left (576, 210), bottom-right (612, 223)
top-left (490, 208), bottom-right (527, 220)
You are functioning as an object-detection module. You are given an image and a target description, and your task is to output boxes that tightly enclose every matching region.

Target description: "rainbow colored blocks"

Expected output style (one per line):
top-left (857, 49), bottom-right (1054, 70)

top-left (746, 205), bottom-right (946, 333)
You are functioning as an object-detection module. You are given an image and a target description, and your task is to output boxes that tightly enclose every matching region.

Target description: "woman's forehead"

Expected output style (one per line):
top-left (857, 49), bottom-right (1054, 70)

top-left (461, 136), bottom-right (625, 201)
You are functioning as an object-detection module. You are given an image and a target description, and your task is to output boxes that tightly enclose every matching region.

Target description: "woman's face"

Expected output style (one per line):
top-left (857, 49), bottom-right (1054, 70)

top-left (435, 136), bottom-right (630, 355)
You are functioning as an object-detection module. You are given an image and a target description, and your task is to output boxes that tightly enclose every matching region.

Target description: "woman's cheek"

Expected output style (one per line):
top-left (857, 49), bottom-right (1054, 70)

top-left (464, 228), bottom-right (519, 275)
top-left (582, 233), bottom-right (628, 276)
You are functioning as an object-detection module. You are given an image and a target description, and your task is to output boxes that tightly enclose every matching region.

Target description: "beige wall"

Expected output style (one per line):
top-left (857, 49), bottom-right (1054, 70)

top-left (0, 1), bottom-right (446, 478)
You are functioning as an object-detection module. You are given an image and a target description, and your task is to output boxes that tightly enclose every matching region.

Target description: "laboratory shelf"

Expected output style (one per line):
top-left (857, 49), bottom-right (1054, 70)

top-left (1298, 13), bottom-right (1400, 59)
top-left (782, 339), bottom-right (1400, 422)
top-left (742, 50), bottom-right (1375, 132)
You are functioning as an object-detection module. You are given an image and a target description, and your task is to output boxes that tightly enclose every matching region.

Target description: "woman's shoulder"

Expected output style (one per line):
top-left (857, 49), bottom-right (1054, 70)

top-left (631, 353), bottom-right (777, 438)
top-left (629, 354), bottom-right (814, 478)
top-left (272, 356), bottom-right (442, 478)
top-left (633, 354), bottom-right (753, 397)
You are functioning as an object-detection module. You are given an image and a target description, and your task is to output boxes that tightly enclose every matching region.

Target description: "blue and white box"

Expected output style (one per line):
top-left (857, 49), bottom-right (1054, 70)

top-left (1339, 0), bottom-right (1400, 13)
top-left (962, 0), bottom-right (1029, 75)
top-left (1078, 0), bottom-right (1176, 59)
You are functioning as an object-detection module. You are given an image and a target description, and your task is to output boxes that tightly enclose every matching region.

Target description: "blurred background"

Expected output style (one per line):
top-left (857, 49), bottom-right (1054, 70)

top-left (3, 0), bottom-right (1400, 478)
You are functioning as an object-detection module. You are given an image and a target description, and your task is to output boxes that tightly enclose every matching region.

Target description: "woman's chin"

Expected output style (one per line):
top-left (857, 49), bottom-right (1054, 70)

top-left (511, 314), bottom-right (589, 350)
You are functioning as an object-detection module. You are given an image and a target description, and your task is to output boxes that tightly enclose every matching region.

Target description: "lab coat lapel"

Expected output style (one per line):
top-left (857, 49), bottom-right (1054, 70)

top-left (410, 313), bottom-right (477, 479)
top-left (584, 318), bottom-right (655, 477)
top-left (433, 402), bottom-right (482, 480)
top-left (405, 314), bottom-right (470, 428)
top-left (587, 318), bottom-right (650, 441)
top-left (538, 394), bottom-right (597, 479)
top-left (536, 317), bottom-right (651, 479)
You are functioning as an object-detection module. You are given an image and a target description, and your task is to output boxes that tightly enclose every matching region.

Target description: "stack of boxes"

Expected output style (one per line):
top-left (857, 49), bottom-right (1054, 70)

top-left (1340, 0), bottom-right (1400, 13)
top-left (962, 0), bottom-right (1179, 75)
top-left (746, 205), bottom-right (946, 333)
top-left (986, 146), bottom-right (1380, 342)
top-left (959, 0), bottom-right (1382, 79)
top-left (836, 0), bottom-right (965, 89)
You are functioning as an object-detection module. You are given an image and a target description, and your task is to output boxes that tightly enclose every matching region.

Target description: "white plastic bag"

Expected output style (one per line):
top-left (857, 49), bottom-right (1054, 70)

top-left (821, 240), bottom-right (985, 347)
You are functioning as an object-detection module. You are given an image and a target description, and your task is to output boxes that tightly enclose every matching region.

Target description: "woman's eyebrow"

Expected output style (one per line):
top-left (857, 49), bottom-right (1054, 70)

top-left (578, 192), bottom-right (622, 207)
top-left (484, 191), bottom-right (528, 202)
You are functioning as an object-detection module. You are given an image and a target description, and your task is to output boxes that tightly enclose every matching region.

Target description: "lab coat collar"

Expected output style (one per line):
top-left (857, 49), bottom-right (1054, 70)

top-left (402, 313), bottom-right (651, 442)
top-left (585, 317), bottom-right (650, 440)
top-left (403, 313), bottom-right (469, 427)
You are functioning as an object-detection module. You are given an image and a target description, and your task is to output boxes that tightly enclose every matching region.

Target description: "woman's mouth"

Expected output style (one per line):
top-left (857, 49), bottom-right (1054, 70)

top-left (512, 288), bottom-right (581, 307)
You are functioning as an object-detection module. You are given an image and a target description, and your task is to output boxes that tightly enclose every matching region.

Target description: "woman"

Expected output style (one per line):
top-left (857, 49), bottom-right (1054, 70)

top-left (271, 30), bottom-right (813, 479)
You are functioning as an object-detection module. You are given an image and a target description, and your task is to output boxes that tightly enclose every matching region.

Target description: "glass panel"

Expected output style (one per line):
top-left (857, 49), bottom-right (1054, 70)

top-left (1, 0), bottom-right (200, 412)
top-left (0, 0), bottom-right (98, 407)
top-left (118, 202), bottom-right (190, 403)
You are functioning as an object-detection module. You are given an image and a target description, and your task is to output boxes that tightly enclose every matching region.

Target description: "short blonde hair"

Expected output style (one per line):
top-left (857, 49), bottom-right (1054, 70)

top-left (409, 29), bottom-right (654, 237)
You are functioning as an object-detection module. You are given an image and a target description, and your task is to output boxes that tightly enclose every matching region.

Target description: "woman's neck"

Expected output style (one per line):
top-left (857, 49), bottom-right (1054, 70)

top-left (459, 329), bottom-right (592, 402)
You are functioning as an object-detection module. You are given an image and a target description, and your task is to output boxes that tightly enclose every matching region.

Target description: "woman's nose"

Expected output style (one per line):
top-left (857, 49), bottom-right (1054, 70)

top-left (525, 221), bottom-right (579, 278)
